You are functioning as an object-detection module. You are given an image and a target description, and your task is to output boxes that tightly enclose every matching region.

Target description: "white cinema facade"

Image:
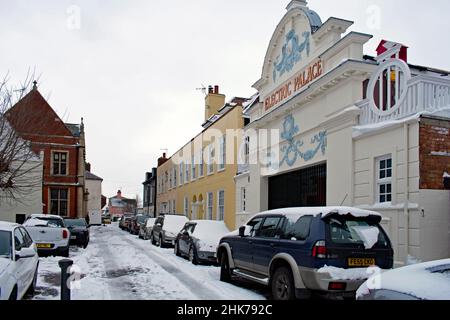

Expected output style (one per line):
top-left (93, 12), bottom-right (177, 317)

top-left (236, 0), bottom-right (450, 266)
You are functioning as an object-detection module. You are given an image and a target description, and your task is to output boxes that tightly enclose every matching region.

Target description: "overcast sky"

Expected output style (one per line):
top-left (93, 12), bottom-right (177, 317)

top-left (1, 0), bottom-right (450, 200)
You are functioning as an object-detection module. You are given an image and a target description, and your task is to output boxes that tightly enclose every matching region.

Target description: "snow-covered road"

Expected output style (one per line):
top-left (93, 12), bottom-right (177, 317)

top-left (30, 224), bottom-right (267, 300)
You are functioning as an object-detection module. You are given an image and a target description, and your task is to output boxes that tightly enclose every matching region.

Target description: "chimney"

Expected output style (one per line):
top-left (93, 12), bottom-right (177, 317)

top-left (376, 40), bottom-right (408, 63)
top-left (117, 190), bottom-right (122, 198)
top-left (205, 84), bottom-right (226, 122)
top-left (86, 162), bottom-right (91, 172)
top-left (145, 172), bottom-right (152, 181)
top-left (158, 153), bottom-right (168, 167)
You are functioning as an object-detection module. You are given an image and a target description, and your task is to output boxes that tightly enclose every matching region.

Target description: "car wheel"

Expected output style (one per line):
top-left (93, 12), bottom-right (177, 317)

top-left (189, 246), bottom-right (199, 265)
top-left (27, 264), bottom-right (39, 295)
top-left (174, 242), bottom-right (181, 257)
top-left (83, 241), bottom-right (89, 249)
top-left (220, 253), bottom-right (232, 283)
top-left (9, 285), bottom-right (18, 301)
top-left (271, 267), bottom-right (296, 301)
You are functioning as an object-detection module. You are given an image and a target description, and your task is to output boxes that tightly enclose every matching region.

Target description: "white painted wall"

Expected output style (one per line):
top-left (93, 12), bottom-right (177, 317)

top-left (0, 157), bottom-right (43, 223)
top-left (86, 178), bottom-right (102, 212)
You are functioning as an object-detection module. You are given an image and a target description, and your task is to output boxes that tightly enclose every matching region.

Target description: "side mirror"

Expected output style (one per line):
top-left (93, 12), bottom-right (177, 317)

top-left (239, 226), bottom-right (251, 237)
top-left (15, 247), bottom-right (36, 261)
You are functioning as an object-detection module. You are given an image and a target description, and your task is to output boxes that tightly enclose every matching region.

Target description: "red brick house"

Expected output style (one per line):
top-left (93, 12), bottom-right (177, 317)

top-left (108, 190), bottom-right (137, 220)
top-left (5, 82), bottom-right (88, 218)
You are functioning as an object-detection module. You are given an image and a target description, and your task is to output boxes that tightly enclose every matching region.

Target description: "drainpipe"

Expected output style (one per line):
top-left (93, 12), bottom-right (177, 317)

top-left (404, 123), bottom-right (410, 264)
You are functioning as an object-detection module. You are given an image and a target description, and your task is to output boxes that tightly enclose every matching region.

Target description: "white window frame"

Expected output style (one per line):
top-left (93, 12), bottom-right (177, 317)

top-left (199, 150), bottom-right (204, 177)
top-left (173, 167), bottom-right (177, 187)
top-left (376, 155), bottom-right (393, 204)
top-left (184, 197), bottom-right (189, 217)
top-left (191, 154), bottom-right (196, 181)
top-left (185, 161), bottom-right (190, 184)
top-left (179, 162), bottom-right (184, 186)
top-left (217, 190), bottom-right (225, 221)
top-left (218, 136), bottom-right (226, 172)
top-left (208, 144), bottom-right (215, 175)
top-left (207, 192), bottom-right (213, 220)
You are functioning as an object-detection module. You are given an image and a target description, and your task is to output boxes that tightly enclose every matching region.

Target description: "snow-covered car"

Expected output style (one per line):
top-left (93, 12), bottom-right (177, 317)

top-left (151, 214), bottom-right (189, 248)
top-left (217, 207), bottom-right (394, 300)
top-left (0, 222), bottom-right (39, 300)
top-left (23, 214), bottom-right (71, 257)
top-left (357, 259), bottom-right (450, 300)
top-left (139, 217), bottom-right (156, 240)
top-left (175, 221), bottom-right (230, 265)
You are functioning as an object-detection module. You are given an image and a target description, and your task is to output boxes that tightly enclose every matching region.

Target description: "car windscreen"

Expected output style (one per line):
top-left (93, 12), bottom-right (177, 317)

top-left (34, 217), bottom-right (65, 228)
top-left (137, 216), bottom-right (147, 224)
top-left (326, 218), bottom-right (390, 248)
top-left (0, 231), bottom-right (12, 259)
top-left (65, 219), bottom-right (86, 227)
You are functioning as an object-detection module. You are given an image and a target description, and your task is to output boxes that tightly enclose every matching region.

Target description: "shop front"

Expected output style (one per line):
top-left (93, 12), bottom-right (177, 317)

top-left (235, 0), bottom-right (450, 265)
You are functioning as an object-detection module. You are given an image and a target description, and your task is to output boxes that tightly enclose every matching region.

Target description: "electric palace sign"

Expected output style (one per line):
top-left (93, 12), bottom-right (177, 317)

top-left (264, 59), bottom-right (323, 111)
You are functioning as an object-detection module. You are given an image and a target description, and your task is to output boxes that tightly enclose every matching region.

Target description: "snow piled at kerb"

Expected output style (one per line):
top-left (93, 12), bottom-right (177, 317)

top-left (190, 220), bottom-right (230, 252)
top-left (318, 266), bottom-right (374, 281)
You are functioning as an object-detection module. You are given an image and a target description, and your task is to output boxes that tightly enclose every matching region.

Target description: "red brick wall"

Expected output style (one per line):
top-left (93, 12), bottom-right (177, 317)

top-left (419, 116), bottom-right (450, 190)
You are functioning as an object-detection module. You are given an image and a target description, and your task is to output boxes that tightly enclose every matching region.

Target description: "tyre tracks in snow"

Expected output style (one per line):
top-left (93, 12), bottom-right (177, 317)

top-left (119, 235), bottom-right (223, 300)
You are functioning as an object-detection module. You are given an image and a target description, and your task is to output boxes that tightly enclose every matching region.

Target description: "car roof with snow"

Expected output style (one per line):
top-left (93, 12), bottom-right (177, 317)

top-left (29, 214), bottom-right (63, 220)
top-left (357, 259), bottom-right (450, 300)
top-left (0, 221), bottom-right (20, 231)
top-left (253, 206), bottom-right (382, 221)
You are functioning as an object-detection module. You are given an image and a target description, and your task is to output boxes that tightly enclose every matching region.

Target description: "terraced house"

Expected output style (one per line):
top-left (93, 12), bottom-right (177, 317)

top-left (157, 86), bottom-right (249, 230)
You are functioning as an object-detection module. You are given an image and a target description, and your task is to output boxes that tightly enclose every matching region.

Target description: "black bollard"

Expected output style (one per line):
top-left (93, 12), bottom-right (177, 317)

top-left (59, 259), bottom-right (74, 301)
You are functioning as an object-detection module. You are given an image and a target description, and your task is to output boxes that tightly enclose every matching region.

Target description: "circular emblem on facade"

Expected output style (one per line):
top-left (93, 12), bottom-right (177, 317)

top-left (367, 58), bottom-right (412, 116)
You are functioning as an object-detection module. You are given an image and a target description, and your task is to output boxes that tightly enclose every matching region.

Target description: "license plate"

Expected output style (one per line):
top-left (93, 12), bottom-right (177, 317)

top-left (348, 258), bottom-right (376, 267)
top-left (71, 236), bottom-right (77, 240)
top-left (37, 244), bottom-right (52, 249)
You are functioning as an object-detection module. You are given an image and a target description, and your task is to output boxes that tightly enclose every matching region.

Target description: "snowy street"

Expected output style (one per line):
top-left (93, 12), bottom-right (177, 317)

top-left (30, 224), bottom-right (267, 300)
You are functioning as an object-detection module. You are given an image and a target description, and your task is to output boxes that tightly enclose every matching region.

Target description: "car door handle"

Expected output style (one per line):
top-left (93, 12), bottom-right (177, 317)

top-left (248, 240), bottom-right (253, 245)
top-left (270, 243), bottom-right (276, 247)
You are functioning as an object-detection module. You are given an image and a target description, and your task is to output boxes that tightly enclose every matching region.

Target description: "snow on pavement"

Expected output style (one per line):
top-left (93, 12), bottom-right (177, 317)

top-left (31, 223), bottom-right (266, 300)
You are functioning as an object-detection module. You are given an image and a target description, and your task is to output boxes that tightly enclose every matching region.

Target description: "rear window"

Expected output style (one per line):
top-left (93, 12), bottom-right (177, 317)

top-left (35, 217), bottom-right (65, 228)
top-left (326, 218), bottom-right (390, 248)
top-left (65, 219), bottom-right (86, 227)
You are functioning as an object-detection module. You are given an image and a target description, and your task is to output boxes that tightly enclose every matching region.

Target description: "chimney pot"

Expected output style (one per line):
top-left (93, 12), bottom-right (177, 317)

top-left (214, 85), bottom-right (219, 94)
top-left (208, 86), bottom-right (214, 94)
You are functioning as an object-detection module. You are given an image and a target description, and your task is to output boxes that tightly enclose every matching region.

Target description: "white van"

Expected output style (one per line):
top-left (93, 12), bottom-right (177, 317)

top-left (88, 211), bottom-right (102, 226)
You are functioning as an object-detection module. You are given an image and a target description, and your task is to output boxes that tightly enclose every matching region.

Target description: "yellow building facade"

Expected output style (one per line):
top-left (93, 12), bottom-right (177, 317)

top-left (156, 88), bottom-right (247, 230)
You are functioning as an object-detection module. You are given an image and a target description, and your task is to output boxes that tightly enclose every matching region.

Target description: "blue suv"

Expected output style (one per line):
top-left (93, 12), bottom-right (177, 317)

top-left (217, 207), bottom-right (394, 300)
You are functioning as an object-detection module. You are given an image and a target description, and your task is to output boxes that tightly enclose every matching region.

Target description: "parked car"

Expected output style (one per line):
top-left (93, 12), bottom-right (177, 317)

top-left (63, 218), bottom-right (90, 248)
top-left (23, 214), bottom-right (71, 257)
top-left (175, 220), bottom-right (230, 265)
top-left (139, 217), bottom-right (156, 240)
top-left (357, 259), bottom-right (450, 300)
top-left (151, 215), bottom-right (189, 248)
top-left (102, 214), bottom-right (112, 225)
top-left (216, 207), bottom-right (394, 300)
top-left (0, 222), bottom-right (39, 300)
top-left (119, 214), bottom-right (134, 231)
top-left (129, 214), bottom-right (147, 235)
